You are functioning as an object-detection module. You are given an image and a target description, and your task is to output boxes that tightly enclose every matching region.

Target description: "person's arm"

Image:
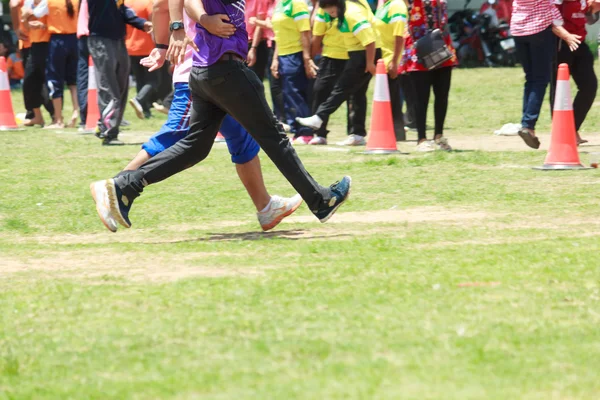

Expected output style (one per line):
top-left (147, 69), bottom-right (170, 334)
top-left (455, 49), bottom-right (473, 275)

top-left (388, 4), bottom-right (407, 78)
top-left (552, 25), bottom-right (581, 51)
top-left (365, 41), bottom-right (376, 75)
top-left (311, 34), bottom-right (323, 58)
top-left (184, 0), bottom-right (236, 36)
top-left (140, 0), bottom-right (170, 71)
top-left (10, 0), bottom-right (28, 41)
top-left (248, 9), bottom-right (266, 66)
top-left (121, 5), bottom-right (151, 31)
top-left (253, 18), bottom-right (273, 29)
top-left (300, 30), bottom-right (317, 78)
top-left (388, 35), bottom-right (404, 79)
top-left (270, 42), bottom-right (279, 78)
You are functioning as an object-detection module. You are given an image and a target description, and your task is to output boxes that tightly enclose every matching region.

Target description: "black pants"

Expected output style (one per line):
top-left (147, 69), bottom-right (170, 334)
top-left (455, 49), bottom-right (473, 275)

top-left (388, 75), bottom-right (405, 141)
top-left (400, 73), bottom-right (415, 128)
top-left (249, 39), bottom-right (269, 82)
top-left (77, 36), bottom-right (89, 125)
top-left (115, 60), bottom-right (331, 212)
top-left (21, 47), bottom-right (54, 119)
top-left (267, 42), bottom-right (284, 120)
top-left (409, 67), bottom-right (452, 141)
top-left (312, 56), bottom-right (354, 138)
top-left (550, 41), bottom-right (597, 132)
top-left (131, 55), bottom-right (161, 113)
top-left (315, 49), bottom-right (380, 137)
top-left (23, 42), bottom-right (54, 112)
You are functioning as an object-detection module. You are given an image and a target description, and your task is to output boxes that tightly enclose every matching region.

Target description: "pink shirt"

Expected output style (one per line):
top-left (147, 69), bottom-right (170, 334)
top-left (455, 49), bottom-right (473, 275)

top-left (245, 0), bottom-right (274, 45)
top-left (77, 0), bottom-right (89, 38)
top-left (172, 12), bottom-right (195, 83)
top-left (510, 0), bottom-right (563, 36)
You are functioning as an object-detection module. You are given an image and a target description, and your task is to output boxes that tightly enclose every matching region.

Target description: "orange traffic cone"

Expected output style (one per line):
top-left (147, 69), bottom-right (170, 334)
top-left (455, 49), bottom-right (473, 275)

top-left (215, 132), bottom-right (226, 143)
top-left (535, 63), bottom-right (589, 170)
top-left (85, 56), bottom-right (100, 132)
top-left (0, 57), bottom-right (19, 131)
top-left (364, 59), bottom-right (400, 154)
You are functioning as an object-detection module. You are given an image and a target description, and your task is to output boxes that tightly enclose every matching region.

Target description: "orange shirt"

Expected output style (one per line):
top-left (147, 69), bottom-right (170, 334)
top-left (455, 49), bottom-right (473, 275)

top-left (20, 21), bottom-right (33, 49)
top-left (125, 0), bottom-right (153, 56)
top-left (28, 15), bottom-right (51, 43)
top-left (7, 54), bottom-right (25, 80)
top-left (46, 0), bottom-right (79, 34)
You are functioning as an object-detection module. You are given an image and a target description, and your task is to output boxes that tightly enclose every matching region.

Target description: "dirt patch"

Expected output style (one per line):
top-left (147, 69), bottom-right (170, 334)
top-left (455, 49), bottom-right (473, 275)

top-left (284, 207), bottom-right (491, 225)
top-left (1, 250), bottom-right (270, 282)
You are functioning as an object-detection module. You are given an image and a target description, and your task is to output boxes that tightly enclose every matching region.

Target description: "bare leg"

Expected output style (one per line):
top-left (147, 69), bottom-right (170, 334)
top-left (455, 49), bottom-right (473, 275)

top-left (235, 156), bottom-right (271, 211)
top-left (24, 108), bottom-right (45, 126)
top-left (68, 85), bottom-right (80, 128)
top-left (123, 150), bottom-right (152, 171)
top-left (45, 98), bottom-right (65, 129)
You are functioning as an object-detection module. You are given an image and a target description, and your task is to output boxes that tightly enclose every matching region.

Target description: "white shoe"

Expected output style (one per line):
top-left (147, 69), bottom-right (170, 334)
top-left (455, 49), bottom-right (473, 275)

top-left (281, 122), bottom-right (292, 133)
top-left (257, 194), bottom-right (303, 231)
top-left (435, 137), bottom-right (452, 151)
top-left (296, 115), bottom-right (323, 130)
top-left (128, 98), bottom-right (144, 120)
top-left (292, 136), bottom-right (312, 145)
top-left (90, 180), bottom-right (118, 232)
top-left (416, 140), bottom-right (436, 152)
top-left (309, 136), bottom-right (327, 145)
top-left (336, 134), bottom-right (366, 146)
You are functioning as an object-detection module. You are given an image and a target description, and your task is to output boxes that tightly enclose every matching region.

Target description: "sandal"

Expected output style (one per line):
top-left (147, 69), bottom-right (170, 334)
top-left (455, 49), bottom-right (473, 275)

top-left (518, 128), bottom-right (540, 149)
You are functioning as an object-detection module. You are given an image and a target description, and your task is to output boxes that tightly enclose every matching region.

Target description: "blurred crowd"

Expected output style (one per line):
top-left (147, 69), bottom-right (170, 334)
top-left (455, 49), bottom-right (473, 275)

top-left (1, 0), bottom-right (599, 149)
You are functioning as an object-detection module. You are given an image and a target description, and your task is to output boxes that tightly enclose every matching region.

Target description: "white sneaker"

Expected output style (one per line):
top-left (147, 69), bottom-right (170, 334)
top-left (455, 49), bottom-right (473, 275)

top-left (257, 194), bottom-right (303, 231)
top-left (309, 136), bottom-right (327, 145)
top-left (296, 115), bottom-right (323, 130)
top-left (416, 140), bottom-right (436, 152)
top-left (128, 98), bottom-right (144, 120)
top-left (435, 137), bottom-right (452, 151)
top-left (292, 136), bottom-right (312, 145)
top-left (337, 134), bottom-right (366, 146)
top-left (281, 122), bottom-right (292, 133)
top-left (90, 180), bottom-right (118, 232)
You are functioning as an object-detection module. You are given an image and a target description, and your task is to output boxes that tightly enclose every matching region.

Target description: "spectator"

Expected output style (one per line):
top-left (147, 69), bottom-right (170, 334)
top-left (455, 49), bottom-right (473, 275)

top-left (27, 0), bottom-right (81, 129)
top-left (270, 0), bottom-right (317, 144)
top-left (246, 0), bottom-right (270, 81)
top-left (76, 0), bottom-right (89, 130)
top-left (374, 0), bottom-right (407, 141)
top-left (510, 0), bottom-right (573, 149)
top-left (0, 42), bottom-right (7, 58)
top-left (21, 0), bottom-right (53, 127)
top-left (126, 0), bottom-right (160, 119)
top-left (87, 0), bottom-right (151, 145)
top-left (296, 0), bottom-right (381, 146)
top-left (401, 0), bottom-right (456, 152)
top-left (549, 0), bottom-right (597, 145)
top-left (7, 49), bottom-right (26, 88)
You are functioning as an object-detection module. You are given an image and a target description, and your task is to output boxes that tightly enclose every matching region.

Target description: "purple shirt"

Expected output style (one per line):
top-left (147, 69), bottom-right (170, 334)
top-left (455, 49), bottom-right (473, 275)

top-left (192, 0), bottom-right (249, 67)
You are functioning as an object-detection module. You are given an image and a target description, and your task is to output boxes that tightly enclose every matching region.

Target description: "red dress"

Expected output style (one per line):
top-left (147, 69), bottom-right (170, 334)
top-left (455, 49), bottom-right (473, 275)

top-left (400, 0), bottom-right (458, 73)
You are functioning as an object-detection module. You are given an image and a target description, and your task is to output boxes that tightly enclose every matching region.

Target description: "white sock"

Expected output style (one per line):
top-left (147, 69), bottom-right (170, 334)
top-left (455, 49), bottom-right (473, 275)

top-left (259, 197), bottom-right (273, 213)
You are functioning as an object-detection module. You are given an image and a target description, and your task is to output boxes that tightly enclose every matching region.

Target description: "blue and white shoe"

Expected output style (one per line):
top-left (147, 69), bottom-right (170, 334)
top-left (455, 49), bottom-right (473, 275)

top-left (90, 180), bottom-right (118, 232)
top-left (314, 176), bottom-right (352, 223)
top-left (105, 178), bottom-right (133, 228)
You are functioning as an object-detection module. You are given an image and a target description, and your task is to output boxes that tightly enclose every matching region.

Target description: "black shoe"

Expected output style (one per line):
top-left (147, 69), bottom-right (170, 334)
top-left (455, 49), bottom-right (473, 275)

top-left (518, 128), bottom-right (540, 149)
top-left (314, 176), bottom-right (352, 223)
top-left (95, 129), bottom-right (107, 140)
top-left (102, 137), bottom-right (124, 146)
top-left (105, 178), bottom-right (132, 228)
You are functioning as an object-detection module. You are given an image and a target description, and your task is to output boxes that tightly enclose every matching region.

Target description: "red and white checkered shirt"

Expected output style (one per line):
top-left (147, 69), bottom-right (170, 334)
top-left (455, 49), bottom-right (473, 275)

top-left (510, 0), bottom-right (563, 36)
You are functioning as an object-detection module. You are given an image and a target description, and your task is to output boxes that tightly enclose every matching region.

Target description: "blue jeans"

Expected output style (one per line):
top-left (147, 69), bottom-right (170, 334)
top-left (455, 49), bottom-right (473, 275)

top-left (514, 26), bottom-right (554, 130)
top-left (278, 52), bottom-right (313, 137)
top-left (46, 33), bottom-right (78, 99)
top-left (77, 36), bottom-right (89, 125)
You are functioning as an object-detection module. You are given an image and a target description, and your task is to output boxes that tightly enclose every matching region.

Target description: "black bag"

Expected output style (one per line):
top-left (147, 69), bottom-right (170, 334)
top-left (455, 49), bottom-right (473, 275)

top-left (414, 0), bottom-right (453, 70)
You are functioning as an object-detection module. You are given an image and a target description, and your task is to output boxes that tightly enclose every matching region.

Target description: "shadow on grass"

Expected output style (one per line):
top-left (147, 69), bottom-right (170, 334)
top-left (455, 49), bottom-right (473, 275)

top-left (160, 229), bottom-right (352, 243)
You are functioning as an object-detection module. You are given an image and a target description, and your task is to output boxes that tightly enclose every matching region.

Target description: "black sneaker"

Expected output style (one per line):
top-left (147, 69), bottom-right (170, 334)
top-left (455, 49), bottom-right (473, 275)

top-left (105, 178), bottom-right (132, 228)
top-left (102, 137), bottom-right (125, 146)
top-left (314, 176), bottom-right (352, 223)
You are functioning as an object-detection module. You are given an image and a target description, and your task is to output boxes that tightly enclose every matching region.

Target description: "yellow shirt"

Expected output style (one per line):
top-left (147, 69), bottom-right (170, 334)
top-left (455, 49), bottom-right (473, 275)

top-left (313, 8), bottom-right (349, 60)
top-left (374, 0), bottom-right (407, 66)
top-left (339, 0), bottom-right (378, 52)
top-left (272, 0), bottom-right (310, 56)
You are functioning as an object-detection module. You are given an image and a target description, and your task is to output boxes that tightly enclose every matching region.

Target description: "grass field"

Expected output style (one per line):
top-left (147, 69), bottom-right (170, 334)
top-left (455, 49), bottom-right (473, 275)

top-left (2, 67), bottom-right (600, 399)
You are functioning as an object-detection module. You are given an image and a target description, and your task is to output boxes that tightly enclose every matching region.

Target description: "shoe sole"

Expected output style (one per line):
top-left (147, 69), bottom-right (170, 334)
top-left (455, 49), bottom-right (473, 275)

top-left (518, 130), bottom-right (540, 149)
top-left (90, 183), bottom-right (117, 233)
top-left (105, 179), bottom-right (132, 228)
top-left (129, 99), bottom-right (145, 120)
top-left (319, 177), bottom-right (352, 224)
top-left (261, 198), bottom-right (304, 232)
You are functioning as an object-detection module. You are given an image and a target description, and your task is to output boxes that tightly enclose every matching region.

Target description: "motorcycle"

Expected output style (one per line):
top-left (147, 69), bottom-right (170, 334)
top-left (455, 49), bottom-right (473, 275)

top-left (478, 2), bottom-right (517, 67)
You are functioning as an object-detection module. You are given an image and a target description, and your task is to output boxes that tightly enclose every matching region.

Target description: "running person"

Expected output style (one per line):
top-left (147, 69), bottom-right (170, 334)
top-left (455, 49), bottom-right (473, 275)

top-left (90, 0), bottom-right (348, 231)
top-left (296, 0), bottom-right (381, 146)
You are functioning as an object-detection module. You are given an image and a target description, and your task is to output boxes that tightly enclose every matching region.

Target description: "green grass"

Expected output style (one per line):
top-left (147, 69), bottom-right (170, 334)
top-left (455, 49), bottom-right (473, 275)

top-left (2, 67), bottom-right (600, 399)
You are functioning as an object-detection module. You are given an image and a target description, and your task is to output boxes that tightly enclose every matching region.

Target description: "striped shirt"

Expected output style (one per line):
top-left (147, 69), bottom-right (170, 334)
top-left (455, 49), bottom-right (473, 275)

top-left (510, 0), bottom-right (563, 37)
